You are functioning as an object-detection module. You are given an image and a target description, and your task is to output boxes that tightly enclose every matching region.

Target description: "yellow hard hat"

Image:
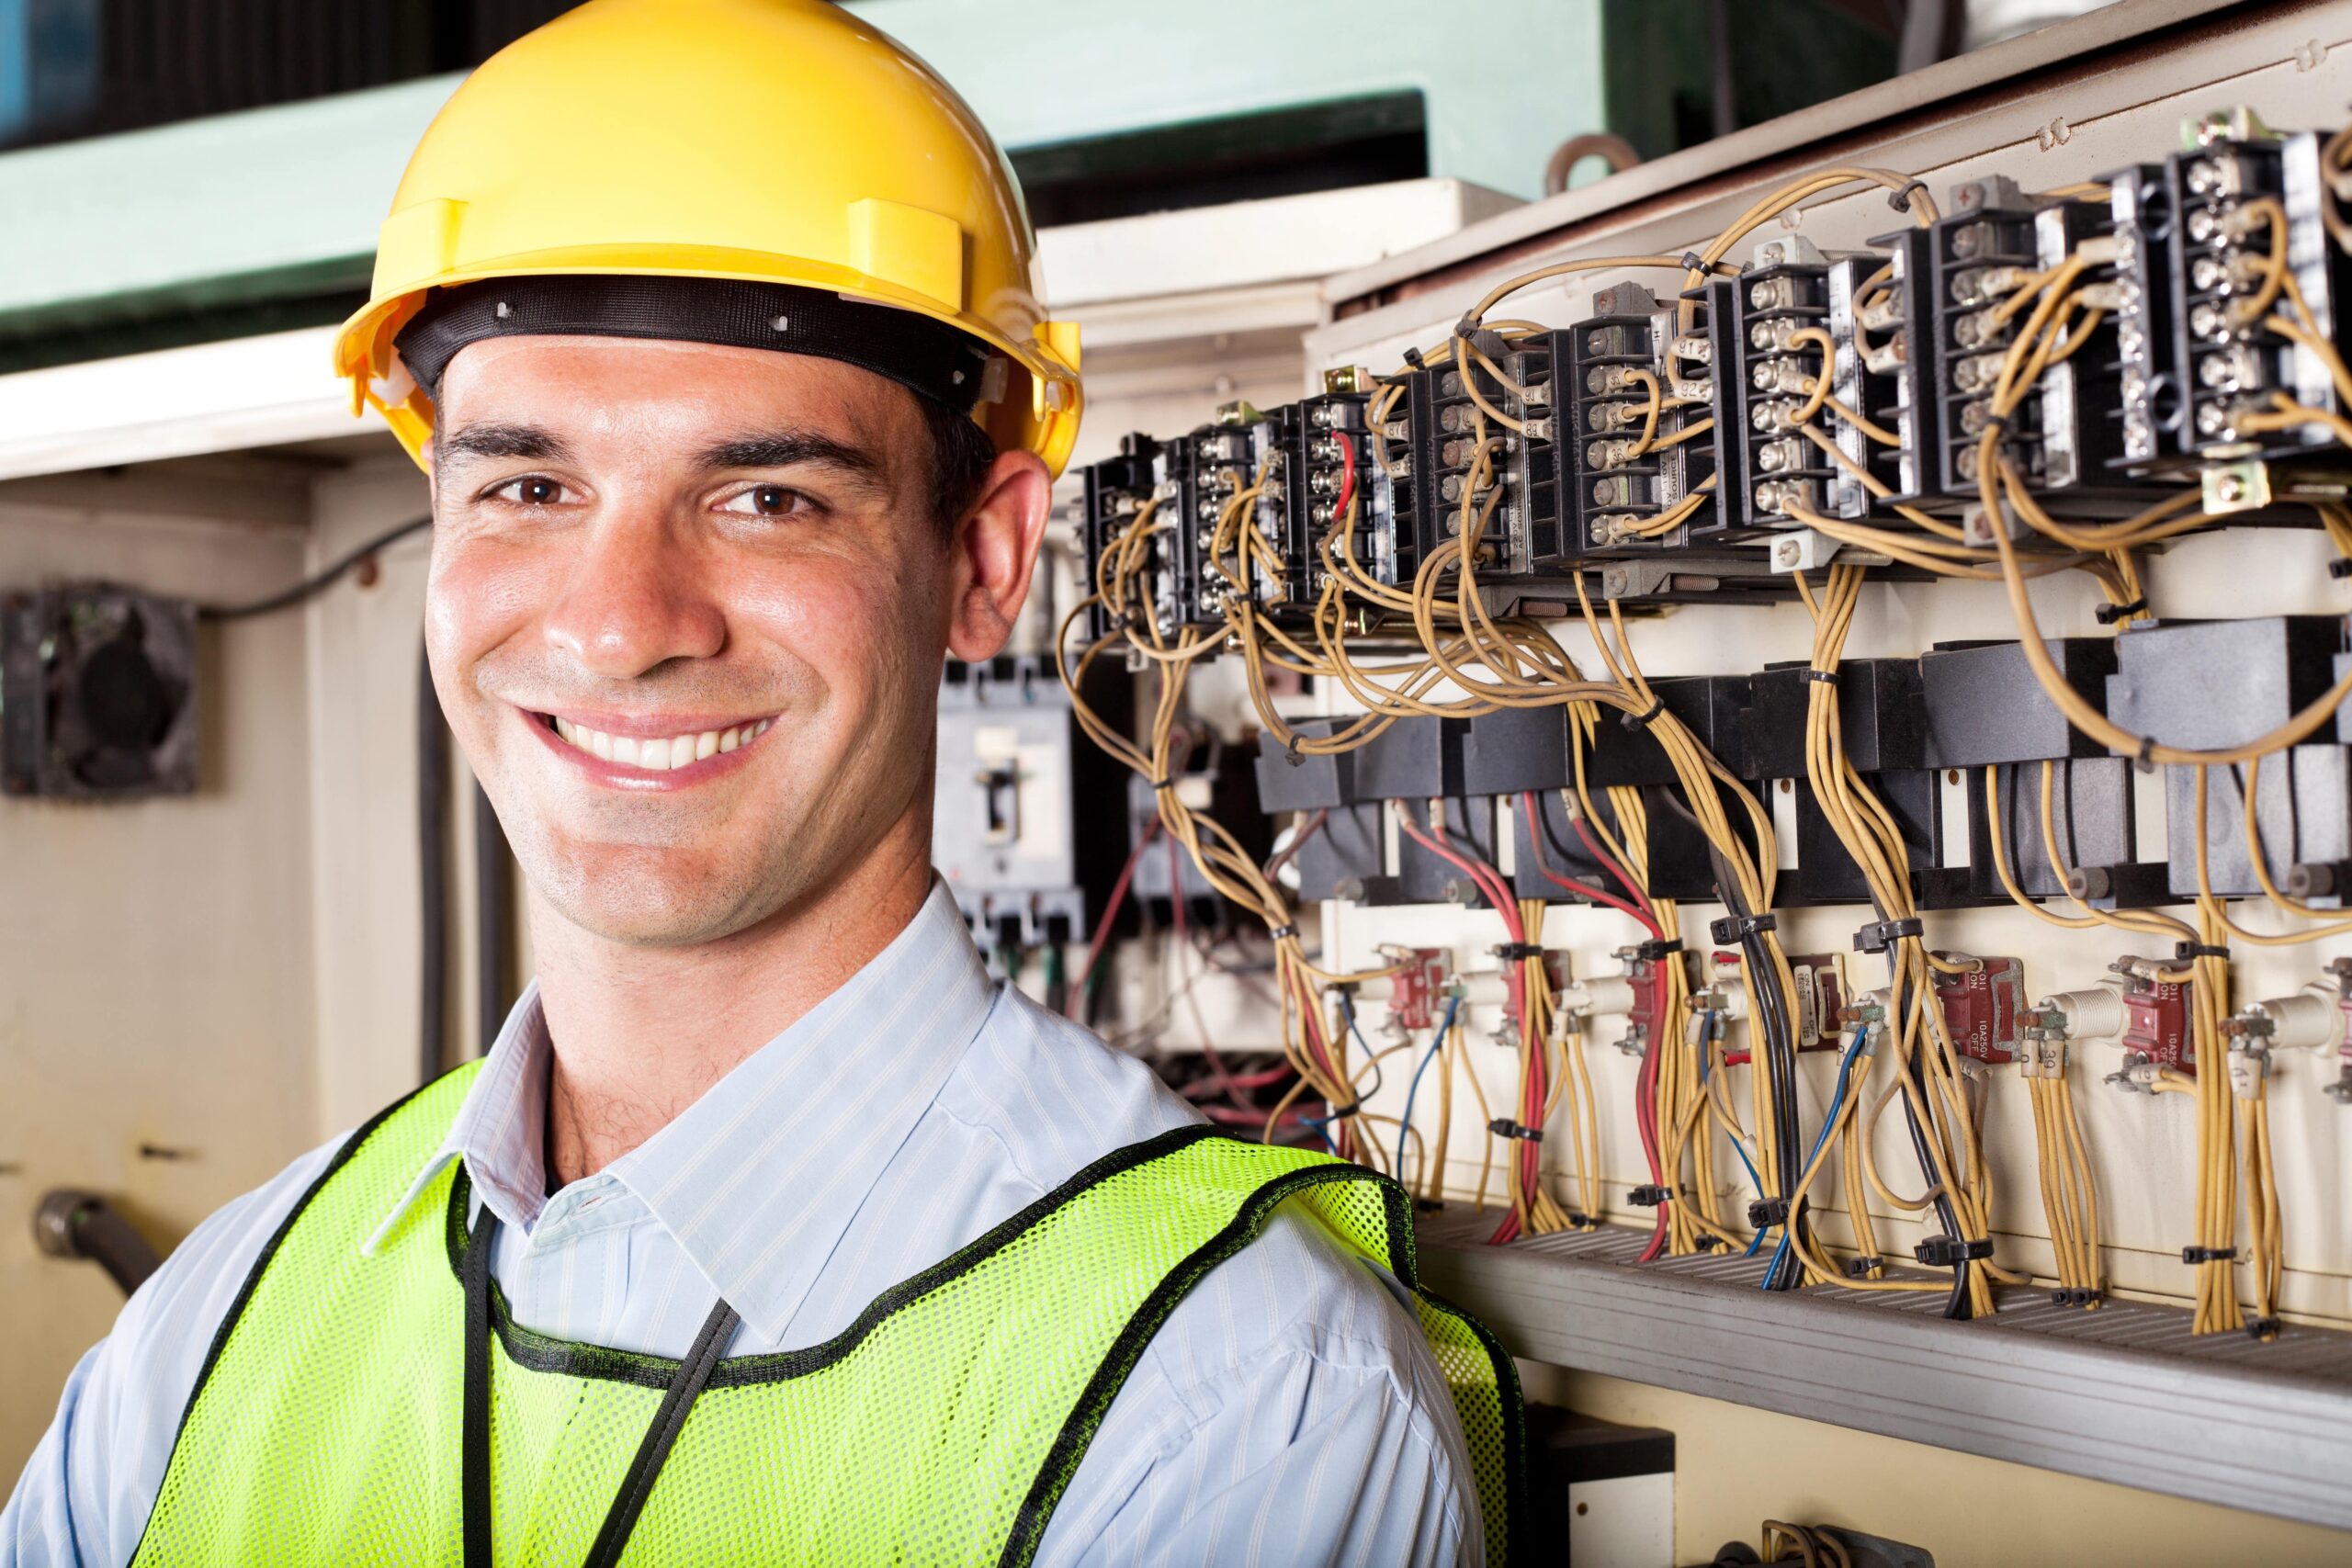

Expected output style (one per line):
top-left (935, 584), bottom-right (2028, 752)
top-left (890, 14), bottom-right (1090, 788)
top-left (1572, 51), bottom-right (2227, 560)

top-left (333, 0), bottom-right (1083, 477)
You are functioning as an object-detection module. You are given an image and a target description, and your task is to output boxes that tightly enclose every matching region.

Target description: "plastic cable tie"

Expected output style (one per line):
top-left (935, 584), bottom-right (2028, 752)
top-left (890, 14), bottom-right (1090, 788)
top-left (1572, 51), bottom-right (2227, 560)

top-left (1566, 1211), bottom-right (1595, 1228)
top-left (1802, 668), bottom-right (1839, 685)
top-left (1853, 916), bottom-right (1924, 953)
top-left (1283, 741), bottom-right (1306, 767)
top-left (1710, 913), bottom-right (1777, 945)
top-left (2094, 596), bottom-right (2148, 625)
top-left (1487, 1118), bottom-right (1544, 1143)
top-left (1401, 346), bottom-right (1427, 371)
top-left (2181, 1244), bottom-right (2238, 1264)
top-left (1628, 1183), bottom-right (1670, 1208)
top-left (1981, 412), bottom-right (2010, 435)
top-left (2174, 940), bottom-right (2230, 963)
top-left (2331, 558), bottom-right (2352, 580)
top-left (1679, 251), bottom-right (1709, 274)
top-left (1621, 695), bottom-right (1667, 731)
top-left (1326, 1100), bottom-right (1362, 1119)
top-left (1845, 1255), bottom-right (1884, 1278)
top-left (1913, 1234), bottom-right (1995, 1267)
top-left (1149, 776), bottom-right (1175, 791)
top-left (1632, 937), bottom-right (1685, 961)
top-left (1267, 923), bottom-right (1299, 942)
top-left (2245, 1314), bottom-right (2281, 1338)
top-left (1888, 178), bottom-right (1928, 214)
top-left (1747, 1197), bottom-right (1792, 1229)
top-left (1494, 942), bottom-right (1545, 961)
top-left (1693, 1233), bottom-right (1725, 1252)
top-left (2133, 735), bottom-right (2157, 772)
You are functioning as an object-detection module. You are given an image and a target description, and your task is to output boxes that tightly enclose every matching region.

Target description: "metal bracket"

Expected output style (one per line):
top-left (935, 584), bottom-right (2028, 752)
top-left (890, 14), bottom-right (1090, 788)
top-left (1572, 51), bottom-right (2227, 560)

top-left (2201, 458), bottom-right (2272, 514)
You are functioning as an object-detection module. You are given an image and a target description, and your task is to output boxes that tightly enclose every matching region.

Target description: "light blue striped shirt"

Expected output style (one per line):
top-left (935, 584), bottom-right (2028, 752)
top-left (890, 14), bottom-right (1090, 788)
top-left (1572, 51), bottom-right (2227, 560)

top-left (5, 883), bottom-right (1477, 1565)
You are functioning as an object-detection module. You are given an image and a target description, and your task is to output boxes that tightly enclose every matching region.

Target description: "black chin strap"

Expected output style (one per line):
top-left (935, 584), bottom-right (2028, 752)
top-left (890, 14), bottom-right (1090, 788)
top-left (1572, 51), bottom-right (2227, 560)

top-left (460, 1197), bottom-right (741, 1568)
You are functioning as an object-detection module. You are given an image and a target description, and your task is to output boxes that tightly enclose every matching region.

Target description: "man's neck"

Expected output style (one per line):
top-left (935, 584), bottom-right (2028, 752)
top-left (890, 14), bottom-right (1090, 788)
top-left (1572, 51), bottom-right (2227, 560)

top-left (529, 827), bottom-right (936, 1187)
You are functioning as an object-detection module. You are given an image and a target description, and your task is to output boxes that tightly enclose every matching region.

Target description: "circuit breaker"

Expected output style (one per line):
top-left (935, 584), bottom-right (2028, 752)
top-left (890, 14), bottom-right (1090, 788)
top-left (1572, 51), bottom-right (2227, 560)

top-left (933, 656), bottom-right (1125, 948)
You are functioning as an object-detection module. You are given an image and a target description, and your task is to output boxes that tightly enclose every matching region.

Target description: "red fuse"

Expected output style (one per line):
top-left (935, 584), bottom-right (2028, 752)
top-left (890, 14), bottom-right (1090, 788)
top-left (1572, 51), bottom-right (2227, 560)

top-left (1384, 948), bottom-right (1450, 1032)
top-left (1934, 955), bottom-right (2025, 1065)
top-left (2120, 968), bottom-right (2196, 1072)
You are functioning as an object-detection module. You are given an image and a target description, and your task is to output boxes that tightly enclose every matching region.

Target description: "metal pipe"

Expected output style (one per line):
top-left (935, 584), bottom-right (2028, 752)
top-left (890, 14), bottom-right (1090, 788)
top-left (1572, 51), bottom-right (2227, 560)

top-left (34, 1190), bottom-right (161, 1296)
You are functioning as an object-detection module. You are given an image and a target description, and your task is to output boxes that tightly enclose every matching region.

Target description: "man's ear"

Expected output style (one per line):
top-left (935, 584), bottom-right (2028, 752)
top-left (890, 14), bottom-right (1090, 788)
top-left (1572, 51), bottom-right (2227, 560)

top-left (945, 449), bottom-right (1053, 663)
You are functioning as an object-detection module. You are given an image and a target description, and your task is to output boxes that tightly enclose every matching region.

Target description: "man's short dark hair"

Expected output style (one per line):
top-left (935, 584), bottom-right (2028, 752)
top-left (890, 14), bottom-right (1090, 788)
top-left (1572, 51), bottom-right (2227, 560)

top-left (919, 396), bottom-right (1000, 539)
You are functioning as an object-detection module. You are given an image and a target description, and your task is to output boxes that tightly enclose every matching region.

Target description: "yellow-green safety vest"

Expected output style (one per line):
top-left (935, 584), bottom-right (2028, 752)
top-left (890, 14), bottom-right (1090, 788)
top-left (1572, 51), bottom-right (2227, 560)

top-left (130, 1061), bottom-right (1523, 1565)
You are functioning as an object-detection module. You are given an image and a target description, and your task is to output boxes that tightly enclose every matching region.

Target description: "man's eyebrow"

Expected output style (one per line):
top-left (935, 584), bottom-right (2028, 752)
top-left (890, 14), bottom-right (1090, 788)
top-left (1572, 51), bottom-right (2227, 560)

top-left (436, 422), bottom-right (573, 465)
top-left (695, 430), bottom-right (888, 487)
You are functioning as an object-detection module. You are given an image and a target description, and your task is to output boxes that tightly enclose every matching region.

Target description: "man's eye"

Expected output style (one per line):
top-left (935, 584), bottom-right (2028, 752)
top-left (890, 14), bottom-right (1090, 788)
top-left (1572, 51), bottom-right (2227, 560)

top-left (718, 484), bottom-right (808, 519)
top-left (491, 477), bottom-right (572, 506)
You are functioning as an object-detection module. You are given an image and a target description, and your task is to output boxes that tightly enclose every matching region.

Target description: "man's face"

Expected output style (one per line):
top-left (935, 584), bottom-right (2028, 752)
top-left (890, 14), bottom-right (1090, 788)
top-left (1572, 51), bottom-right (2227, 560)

top-left (424, 335), bottom-right (1010, 947)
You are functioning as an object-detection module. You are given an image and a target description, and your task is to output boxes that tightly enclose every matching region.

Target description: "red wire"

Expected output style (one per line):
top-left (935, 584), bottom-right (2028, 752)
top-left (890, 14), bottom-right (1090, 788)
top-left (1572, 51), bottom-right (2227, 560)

top-left (1633, 1031), bottom-right (1668, 1262)
top-left (1069, 819), bottom-right (1157, 1010)
top-left (1396, 804), bottom-right (1523, 942)
top-left (1332, 430), bottom-right (1358, 524)
top-left (1544, 796), bottom-right (1674, 1256)
top-left (1518, 794), bottom-right (1660, 931)
top-left (1565, 803), bottom-right (1660, 922)
top-left (1394, 801), bottom-right (1553, 1247)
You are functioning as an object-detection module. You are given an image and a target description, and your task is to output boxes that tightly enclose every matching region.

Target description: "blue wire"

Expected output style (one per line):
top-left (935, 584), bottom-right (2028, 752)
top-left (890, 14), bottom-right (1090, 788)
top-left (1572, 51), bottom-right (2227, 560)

top-left (1760, 1028), bottom-right (1869, 1289)
top-left (1693, 1013), bottom-right (1769, 1257)
top-left (1392, 996), bottom-right (1462, 1188)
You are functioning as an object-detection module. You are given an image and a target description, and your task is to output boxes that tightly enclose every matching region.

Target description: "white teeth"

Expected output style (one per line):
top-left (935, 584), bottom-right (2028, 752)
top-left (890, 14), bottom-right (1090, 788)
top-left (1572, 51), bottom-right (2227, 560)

top-left (550, 718), bottom-right (766, 769)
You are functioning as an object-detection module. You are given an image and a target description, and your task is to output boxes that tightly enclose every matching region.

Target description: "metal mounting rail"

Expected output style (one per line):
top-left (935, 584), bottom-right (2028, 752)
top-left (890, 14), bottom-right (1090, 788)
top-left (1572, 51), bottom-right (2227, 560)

top-left (1417, 1210), bottom-right (2352, 1531)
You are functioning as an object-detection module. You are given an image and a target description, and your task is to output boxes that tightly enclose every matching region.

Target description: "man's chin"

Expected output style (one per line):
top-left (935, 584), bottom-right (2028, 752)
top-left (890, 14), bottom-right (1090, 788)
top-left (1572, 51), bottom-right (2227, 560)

top-left (533, 844), bottom-right (788, 949)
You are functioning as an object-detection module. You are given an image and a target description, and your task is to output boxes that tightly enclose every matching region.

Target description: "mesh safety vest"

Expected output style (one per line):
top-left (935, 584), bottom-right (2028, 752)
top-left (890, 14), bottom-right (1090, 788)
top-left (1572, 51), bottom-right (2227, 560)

top-left (130, 1062), bottom-right (1524, 1565)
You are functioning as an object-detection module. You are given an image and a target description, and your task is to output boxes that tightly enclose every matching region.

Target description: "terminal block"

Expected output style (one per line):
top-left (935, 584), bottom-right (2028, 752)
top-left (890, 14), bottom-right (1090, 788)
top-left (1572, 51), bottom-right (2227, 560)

top-left (1860, 221), bottom-right (1945, 506)
top-left (2165, 110), bottom-right (2352, 469)
top-left (1668, 276), bottom-right (1741, 546)
top-left (1929, 177), bottom-right (2119, 496)
top-left (1415, 332), bottom-right (1562, 576)
top-left (1280, 387), bottom-right (1381, 603)
top-left (1566, 282), bottom-right (1703, 552)
top-left (1826, 252), bottom-right (1910, 510)
top-left (2100, 161), bottom-right (2180, 475)
top-left (1735, 238), bottom-right (1843, 531)
top-left (1176, 408), bottom-right (1283, 629)
top-left (1076, 434), bottom-right (1162, 644)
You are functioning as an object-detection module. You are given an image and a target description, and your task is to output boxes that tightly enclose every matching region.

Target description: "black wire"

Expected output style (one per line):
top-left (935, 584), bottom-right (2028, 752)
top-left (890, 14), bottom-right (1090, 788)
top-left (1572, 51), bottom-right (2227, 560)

top-left (1694, 813), bottom-right (1807, 1290)
top-left (1892, 963), bottom-right (1973, 1318)
top-left (418, 640), bottom-right (450, 1086)
top-left (199, 514), bottom-right (432, 621)
top-left (474, 782), bottom-right (513, 1056)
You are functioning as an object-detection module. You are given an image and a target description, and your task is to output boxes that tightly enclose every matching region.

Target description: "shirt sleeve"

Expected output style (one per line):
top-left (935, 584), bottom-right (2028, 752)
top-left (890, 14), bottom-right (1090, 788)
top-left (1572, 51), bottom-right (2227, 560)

top-left (2, 1136), bottom-right (345, 1568)
top-left (1032, 1212), bottom-right (1481, 1568)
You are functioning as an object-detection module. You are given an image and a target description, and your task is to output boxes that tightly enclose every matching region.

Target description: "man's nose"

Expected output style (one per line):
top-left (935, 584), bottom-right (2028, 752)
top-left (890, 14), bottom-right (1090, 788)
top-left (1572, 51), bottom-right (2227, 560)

top-left (539, 511), bottom-right (727, 678)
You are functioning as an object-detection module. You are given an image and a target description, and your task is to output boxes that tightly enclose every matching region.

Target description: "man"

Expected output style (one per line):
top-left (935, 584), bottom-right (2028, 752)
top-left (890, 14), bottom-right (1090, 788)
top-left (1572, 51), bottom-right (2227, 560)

top-left (4, 1), bottom-right (1516, 1562)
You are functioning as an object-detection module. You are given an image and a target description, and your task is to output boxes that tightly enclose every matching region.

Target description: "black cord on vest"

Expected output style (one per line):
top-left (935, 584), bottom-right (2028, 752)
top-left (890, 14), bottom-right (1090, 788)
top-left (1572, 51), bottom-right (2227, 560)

top-left (581, 1298), bottom-right (744, 1568)
top-left (462, 1204), bottom-right (499, 1568)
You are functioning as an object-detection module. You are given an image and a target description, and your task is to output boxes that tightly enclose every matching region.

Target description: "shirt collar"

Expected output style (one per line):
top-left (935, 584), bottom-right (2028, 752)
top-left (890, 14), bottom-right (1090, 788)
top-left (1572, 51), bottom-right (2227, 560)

top-left (364, 881), bottom-right (1001, 1343)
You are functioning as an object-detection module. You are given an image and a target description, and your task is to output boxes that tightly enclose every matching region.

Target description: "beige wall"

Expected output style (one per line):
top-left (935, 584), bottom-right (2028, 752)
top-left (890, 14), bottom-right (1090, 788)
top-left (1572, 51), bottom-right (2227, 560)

top-left (1521, 1362), bottom-right (2352, 1567)
top-left (0, 468), bottom-right (322, 1469)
